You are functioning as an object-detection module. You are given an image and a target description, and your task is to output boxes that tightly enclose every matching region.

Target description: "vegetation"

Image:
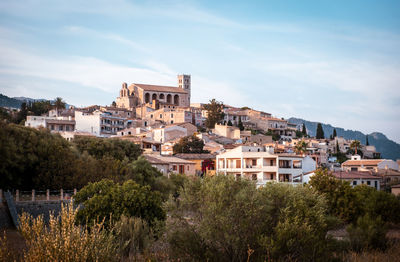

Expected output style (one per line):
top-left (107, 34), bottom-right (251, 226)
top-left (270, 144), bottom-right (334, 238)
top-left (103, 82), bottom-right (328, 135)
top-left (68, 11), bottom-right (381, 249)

top-left (350, 140), bottom-right (361, 155)
top-left (203, 98), bottom-right (224, 129)
top-left (302, 122), bottom-right (307, 136)
top-left (238, 117), bottom-right (244, 131)
top-left (18, 204), bottom-right (118, 262)
top-left (173, 135), bottom-right (209, 154)
top-left (333, 128), bottom-right (337, 138)
top-left (295, 140), bottom-right (308, 155)
top-left (74, 179), bottom-right (165, 228)
top-left (167, 175), bottom-right (334, 261)
top-left (316, 123), bottom-right (325, 139)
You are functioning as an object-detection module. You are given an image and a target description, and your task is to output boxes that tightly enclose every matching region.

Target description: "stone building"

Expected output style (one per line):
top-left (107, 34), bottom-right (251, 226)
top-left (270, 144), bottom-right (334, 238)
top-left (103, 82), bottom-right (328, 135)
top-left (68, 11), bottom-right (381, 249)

top-left (116, 74), bottom-right (191, 110)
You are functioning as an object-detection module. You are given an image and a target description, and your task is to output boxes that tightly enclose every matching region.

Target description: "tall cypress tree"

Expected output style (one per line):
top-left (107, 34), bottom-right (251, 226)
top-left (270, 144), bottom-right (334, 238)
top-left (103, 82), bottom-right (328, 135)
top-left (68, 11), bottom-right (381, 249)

top-left (333, 128), bottom-right (337, 138)
top-left (302, 123), bottom-right (307, 136)
top-left (316, 123), bottom-right (324, 139)
top-left (366, 135), bottom-right (369, 146)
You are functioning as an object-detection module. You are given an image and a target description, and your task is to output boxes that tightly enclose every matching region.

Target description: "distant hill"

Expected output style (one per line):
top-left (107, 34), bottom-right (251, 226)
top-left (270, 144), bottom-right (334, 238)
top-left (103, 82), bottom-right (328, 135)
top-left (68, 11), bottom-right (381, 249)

top-left (288, 117), bottom-right (400, 161)
top-left (0, 94), bottom-right (23, 109)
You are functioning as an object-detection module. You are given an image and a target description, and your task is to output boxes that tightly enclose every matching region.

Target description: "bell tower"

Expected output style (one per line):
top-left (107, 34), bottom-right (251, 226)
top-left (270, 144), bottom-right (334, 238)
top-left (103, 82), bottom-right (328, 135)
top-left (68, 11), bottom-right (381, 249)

top-left (178, 74), bottom-right (191, 106)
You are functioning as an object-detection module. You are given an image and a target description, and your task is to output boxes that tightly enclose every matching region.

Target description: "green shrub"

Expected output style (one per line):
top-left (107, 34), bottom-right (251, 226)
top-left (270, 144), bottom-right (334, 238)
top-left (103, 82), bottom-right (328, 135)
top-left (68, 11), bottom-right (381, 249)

top-left (347, 214), bottom-right (387, 251)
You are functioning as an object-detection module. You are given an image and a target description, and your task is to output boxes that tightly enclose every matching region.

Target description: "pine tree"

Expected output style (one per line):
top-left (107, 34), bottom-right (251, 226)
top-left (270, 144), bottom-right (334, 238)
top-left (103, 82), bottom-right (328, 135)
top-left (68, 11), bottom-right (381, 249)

top-left (316, 123), bottom-right (324, 139)
top-left (238, 117), bottom-right (244, 131)
top-left (366, 135), bottom-right (369, 146)
top-left (333, 128), bottom-right (337, 138)
top-left (204, 99), bottom-right (224, 129)
top-left (302, 123), bottom-right (307, 136)
top-left (227, 120), bottom-right (233, 126)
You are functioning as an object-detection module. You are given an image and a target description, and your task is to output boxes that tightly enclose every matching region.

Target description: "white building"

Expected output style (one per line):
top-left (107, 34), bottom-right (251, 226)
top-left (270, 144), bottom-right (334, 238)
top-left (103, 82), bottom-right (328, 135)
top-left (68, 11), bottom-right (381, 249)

top-left (25, 115), bottom-right (75, 132)
top-left (75, 110), bottom-right (126, 137)
top-left (216, 146), bottom-right (316, 186)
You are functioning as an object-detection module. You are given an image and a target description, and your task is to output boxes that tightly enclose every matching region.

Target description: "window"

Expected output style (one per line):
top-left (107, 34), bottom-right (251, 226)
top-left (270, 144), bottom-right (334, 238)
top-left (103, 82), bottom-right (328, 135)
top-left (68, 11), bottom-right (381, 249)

top-left (66, 126), bottom-right (70, 131)
top-left (171, 113), bottom-right (174, 117)
top-left (374, 181), bottom-right (378, 188)
top-left (351, 167), bottom-right (358, 171)
top-left (353, 181), bottom-right (357, 185)
top-left (51, 125), bottom-right (54, 130)
top-left (151, 114), bottom-right (153, 118)
top-left (173, 165), bottom-right (177, 171)
top-left (160, 114), bottom-right (162, 118)
top-left (59, 126), bottom-right (63, 131)
top-left (252, 159), bottom-right (257, 166)
top-left (171, 120), bottom-right (174, 124)
top-left (270, 160), bottom-right (273, 166)
top-left (270, 174), bottom-right (274, 180)
top-left (367, 181), bottom-right (371, 185)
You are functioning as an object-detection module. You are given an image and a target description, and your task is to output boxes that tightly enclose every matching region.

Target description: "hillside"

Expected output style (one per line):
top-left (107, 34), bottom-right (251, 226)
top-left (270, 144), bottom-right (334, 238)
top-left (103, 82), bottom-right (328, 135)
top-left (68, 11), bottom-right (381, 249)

top-left (288, 117), bottom-right (400, 161)
top-left (0, 94), bottom-right (23, 108)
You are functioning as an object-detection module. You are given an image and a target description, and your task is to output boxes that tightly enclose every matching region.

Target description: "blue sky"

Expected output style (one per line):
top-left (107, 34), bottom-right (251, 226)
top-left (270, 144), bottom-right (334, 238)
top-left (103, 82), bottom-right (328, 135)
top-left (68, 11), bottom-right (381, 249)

top-left (0, 0), bottom-right (399, 143)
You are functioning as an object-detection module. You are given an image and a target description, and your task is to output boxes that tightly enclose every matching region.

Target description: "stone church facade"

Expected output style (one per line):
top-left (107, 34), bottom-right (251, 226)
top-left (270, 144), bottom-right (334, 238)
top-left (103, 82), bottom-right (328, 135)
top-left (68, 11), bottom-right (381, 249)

top-left (116, 74), bottom-right (191, 110)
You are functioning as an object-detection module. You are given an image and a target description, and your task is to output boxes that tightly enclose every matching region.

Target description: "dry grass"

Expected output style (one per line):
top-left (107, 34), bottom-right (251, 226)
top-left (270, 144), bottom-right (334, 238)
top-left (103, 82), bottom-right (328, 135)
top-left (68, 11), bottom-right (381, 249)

top-left (18, 203), bottom-right (118, 262)
top-left (344, 242), bottom-right (400, 262)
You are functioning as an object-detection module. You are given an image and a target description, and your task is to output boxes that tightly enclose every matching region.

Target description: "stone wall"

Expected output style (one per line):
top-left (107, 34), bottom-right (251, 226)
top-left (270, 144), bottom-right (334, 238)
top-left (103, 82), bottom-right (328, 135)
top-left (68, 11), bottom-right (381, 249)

top-left (0, 200), bottom-right (71, 229)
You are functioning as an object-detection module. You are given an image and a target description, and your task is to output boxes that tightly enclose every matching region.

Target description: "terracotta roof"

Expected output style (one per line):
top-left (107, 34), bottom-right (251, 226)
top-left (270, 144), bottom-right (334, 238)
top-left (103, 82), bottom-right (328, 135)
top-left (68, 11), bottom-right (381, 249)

top-left (342, 160), bottom-right (383, 166)
top-left (332, 171), bottom-right (379, 180)
top-left (174, 153), bottom-right (216, 160)
top-left (133, 83), bottom-right (188, 94)
top-left (144, 154), bottom-right (194, 164)
top-left (392, 184), bottom-right (400, 188)
top-left (268, 118), bottom-right (287, 122)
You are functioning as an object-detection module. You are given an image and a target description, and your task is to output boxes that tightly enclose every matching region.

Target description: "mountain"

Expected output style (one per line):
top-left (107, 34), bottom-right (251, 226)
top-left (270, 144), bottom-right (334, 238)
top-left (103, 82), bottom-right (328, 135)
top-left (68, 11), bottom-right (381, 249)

top-left (0, 94), bottom-right (23, 109)
top-left (288, 117), bottom-right (400, 161)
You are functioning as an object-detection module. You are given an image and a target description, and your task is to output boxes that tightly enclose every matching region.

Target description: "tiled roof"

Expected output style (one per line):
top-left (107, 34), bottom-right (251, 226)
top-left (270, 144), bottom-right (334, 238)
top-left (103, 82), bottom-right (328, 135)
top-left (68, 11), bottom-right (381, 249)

top-left (144, 154), bottom-right (194, 164)
top-left (133, 84), bottom-right (188, 94)
top-left (332, 171), bottom-right (379, 180)
top-left (342, 160), bottom-right (383, 166)
top-left (174, 153), bottom-right (216, 160)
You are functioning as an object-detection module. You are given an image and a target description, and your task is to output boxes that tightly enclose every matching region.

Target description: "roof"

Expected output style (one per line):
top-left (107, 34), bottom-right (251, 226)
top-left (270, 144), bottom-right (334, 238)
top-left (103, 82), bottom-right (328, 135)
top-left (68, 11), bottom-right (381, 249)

top-left (342, 159), bottom-right (384, 166)
top-left (268, 117), bottom-right (287, 122)
top-left (392, 184), bottom-right (400, 188)
top-left (332, 171), bottom-right (379, 180)
top-left (45, 119), bottom-right (76, 125)
top-left (174, 153), bottom-right (216, 160)
top-left (144, 154), bottom-right (195, 164)
top-left (133, 83), bottom-right (188, 94)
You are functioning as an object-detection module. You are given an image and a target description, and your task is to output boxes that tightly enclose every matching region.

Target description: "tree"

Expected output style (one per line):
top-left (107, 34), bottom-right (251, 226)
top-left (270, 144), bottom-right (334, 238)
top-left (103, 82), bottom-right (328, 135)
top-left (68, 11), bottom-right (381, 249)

top-left (173, 135), bottom-right (209, 154)
top-left (238, 117), bottom-right (244, 131)
top-left (203, 99), bottom-right (224, 129)
top-left (333, 128), bottom-right (337, 138)
top-left (53, 97), bottom-right (66, 110)
top-left (350, 140), bottom-right (361, 155)
top-left (302, 123), bottom-right (307, 136)
top-left (294, 140), bottom-right (308, 155)
top-left (366, 135), bottom-right (369, 146)
top-left (112, 101), bottom-right (117, 107)
top-left (168, 176), bottom-right (333, 261)
top-left (227, 120), bottom-right (233, 126)
top-left (316, 123), bottom-right (324, 139)
top-left (74, 179), bottom-right (166, 228)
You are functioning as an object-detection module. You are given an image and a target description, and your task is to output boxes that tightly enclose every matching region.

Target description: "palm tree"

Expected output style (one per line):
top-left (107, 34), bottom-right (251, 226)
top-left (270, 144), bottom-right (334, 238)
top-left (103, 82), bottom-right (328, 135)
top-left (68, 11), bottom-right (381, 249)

top-left (53, 97), bottom-right (66, 110)
top-left (350, 140), bottom-right (361, 155)
top-left (295, 140), bottom-right (308, 155)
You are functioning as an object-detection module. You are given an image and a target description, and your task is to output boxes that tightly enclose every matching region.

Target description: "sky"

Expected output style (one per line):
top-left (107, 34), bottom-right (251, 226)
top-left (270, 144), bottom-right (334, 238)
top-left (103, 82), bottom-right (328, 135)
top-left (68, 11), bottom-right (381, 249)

top-left (0, 0), bottom-right (399, 143)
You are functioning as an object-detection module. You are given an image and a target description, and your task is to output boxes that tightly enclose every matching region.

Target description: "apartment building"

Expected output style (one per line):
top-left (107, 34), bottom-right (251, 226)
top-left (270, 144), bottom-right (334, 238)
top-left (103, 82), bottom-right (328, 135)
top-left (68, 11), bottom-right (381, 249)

top-left (216, 146), bottom-right (316, 186)
top-left (75, 110), bottom-right (126, 137)
top-left (25, 115), bottom-right (75, 132)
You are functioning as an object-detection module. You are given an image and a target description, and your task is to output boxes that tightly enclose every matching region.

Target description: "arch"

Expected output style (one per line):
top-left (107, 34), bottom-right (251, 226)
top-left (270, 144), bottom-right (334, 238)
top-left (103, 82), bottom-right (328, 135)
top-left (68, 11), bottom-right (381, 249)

top-left (159, 93), bottom-right (165, 100)
top-left (145, 93), bottom-right (150, 103)
top-left (174, 95), bottom-right (179, 105)
top-left (152, 93), bottom-right (157, 101)
top-left (166, 94), bottom-right (172, 104)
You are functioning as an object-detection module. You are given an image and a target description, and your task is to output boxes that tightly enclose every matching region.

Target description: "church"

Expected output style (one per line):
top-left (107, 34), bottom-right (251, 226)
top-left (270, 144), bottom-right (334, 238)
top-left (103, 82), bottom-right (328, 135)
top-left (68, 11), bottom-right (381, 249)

top-left (116, 74), bottom-right (191, 110)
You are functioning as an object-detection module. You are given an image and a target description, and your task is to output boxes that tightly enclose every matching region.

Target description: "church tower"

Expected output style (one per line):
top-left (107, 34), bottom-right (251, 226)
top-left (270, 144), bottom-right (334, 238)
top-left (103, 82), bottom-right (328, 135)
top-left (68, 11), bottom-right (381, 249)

top-left (178, 74), bottom-right (191, 106)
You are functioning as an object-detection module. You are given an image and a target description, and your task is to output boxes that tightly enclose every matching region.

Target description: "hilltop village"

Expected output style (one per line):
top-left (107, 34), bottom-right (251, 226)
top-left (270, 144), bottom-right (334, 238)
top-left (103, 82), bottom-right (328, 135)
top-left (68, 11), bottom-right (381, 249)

top-left (22, 74), bottom-right (400, 193)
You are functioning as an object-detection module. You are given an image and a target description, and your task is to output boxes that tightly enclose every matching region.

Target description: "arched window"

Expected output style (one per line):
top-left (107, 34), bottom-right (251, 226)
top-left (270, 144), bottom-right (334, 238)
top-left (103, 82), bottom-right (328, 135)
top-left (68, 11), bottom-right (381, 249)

top-left (152, 93), bottom-right (157, 101)
top-left (159, 93), bottom-right (165, 100)
top-left (174, 95), bottom-right (179, 105)
top-left (166, 94), bottom-right (172, 104)
top-left (145, 93), bottom-right (150, 103)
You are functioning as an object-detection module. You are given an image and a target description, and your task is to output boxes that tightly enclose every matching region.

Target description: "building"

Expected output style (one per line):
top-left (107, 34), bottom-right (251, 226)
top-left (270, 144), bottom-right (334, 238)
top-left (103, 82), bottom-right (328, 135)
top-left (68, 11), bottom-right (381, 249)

top-left (213, 124), bottom-right (241, 140)
top-left (391, 184), bottom-right (400, 196)
top-left (116, 74), bottom-right (191, 110)
top-left (143, 154), bottom-right (195, 175)
top-left (75, 110), bottom-right (126, 137)
top-left (342, 155), bottom-right (399, 172)
top-left (174, 153), bottom-right (217, 176)
top-left (216, 146), bottom-right (316, 186)
top-left (151, 125), bottom-right (187, 143)
top-left (25, 115), bottom-right (75, 132)
top-left (332, 171), bottom-right (381, 190)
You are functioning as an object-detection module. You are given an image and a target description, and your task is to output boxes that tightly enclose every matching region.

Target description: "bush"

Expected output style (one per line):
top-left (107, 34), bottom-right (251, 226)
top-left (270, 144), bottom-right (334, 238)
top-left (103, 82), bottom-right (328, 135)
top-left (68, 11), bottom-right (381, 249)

top-left (74, 179), bottom-right (166, 228)
top-left (347, 214), bottom-right (387, 252)
top-left (18, 204), bottom-right (118, 262)
top-left (167, 175), bottom-right (333, 261)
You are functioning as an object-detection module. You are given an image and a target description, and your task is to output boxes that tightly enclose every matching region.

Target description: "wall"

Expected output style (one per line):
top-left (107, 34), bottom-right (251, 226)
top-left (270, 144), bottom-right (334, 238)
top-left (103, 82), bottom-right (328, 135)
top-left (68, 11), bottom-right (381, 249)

top-left (75, 111), bottom-right (101, 135)
top-left (0, 201), bottom-right (70, 229)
